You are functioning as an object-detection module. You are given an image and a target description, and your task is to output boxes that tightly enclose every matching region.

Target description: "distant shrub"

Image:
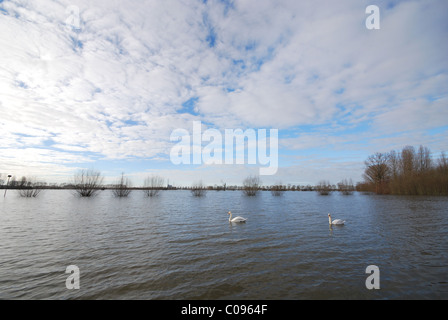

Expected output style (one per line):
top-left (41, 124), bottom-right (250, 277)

top-left (338, 178), bottom-right (355, 195)
top-left (143, 175), bottom-right (165, 197)
top-left (243, 175), bottom-right (260, 196)
top-left (270, 183), bottom-right (285, 196)
top-left (316, 180), bottom-right (332, 195)
top-left (73, 169), bottom-right (103, 197)
top-left (112, 173), bottom-right (132, 198)
top-left (191, 180), bottom-right (206, 197)
top-left (17, 178), bottom-right (44, 198)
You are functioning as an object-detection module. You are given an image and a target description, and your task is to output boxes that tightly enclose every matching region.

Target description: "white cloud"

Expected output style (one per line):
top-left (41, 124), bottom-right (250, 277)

top-left (0, 0), bottom-right (447, 183)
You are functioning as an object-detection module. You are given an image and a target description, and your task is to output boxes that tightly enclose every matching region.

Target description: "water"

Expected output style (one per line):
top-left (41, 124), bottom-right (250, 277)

top-left (0, 190), bottom-right (447, 299)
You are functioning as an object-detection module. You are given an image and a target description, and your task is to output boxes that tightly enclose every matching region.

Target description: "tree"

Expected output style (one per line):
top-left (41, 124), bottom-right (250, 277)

top-left (437, 151), bottom-right (448, 173)
top-left (17, 177), bottom-right (43, 198)
top-left (242, 175), bottom-right (260, 196)
top-left (112, 172), bottom-right (132, 197)
top-left (271, 182), bottom-right (285, 196)
top-left (191, 180), bottom-right (206, 197)
top-left (316, 180), bottom-right (332, 195)
top-left (9, 176), bottom-right (17, 188)
top-left (363, 152), bottom-right (390, 194)
top-left (73, 169), bottom-right (103, 197)
top-left (19, 176), bottom-right (27, 188)
top-left (400, 146), bottom-right (416, 176)
top-left (362, 145), bottom-right (448, 195)
top-left (338, 178), bottom-right (355, 195)
top-left (143, 175), bottom-right (165, 197)
top-left (388, 150), bottom-right (400, 179)
top-left (416, 145), bottom-right (432, 173)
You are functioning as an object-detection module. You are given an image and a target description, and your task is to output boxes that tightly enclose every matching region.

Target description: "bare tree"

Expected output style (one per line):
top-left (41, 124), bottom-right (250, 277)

top-left (216, 180), bottom-right (226, 191)
top-left (19, 176), bottom-right (27, 188)
top-left (9, 176), bottom-right (17, 188)
top-left (143, 175), bottom-right (165, 197)
top-left (73, 169), bottom-right (104, 197)
top-left (338, 178), bottom-right (355, 195)
top-left (270, 181), bottom-right (285, 196)
top-left (400, 146), bottom-right (416, 176)
top-left (191, 180), bottom-right (206, 197)
top-left (416, 145), bottom-right (432, 173)
top-left (361, 145), bottom-right (448, 195)
top-left (112, 172), bottom-right (132, 197)
top-left (363, 152), bottom-right (390, 194)
top-left (17, 177), bottom-right (44, 198)
top-left (388, 150), bottom-right (400, 179)
top-left (316, 180), bottom-right (332, 195)
top-left (438, 151), bottom-right (448, 173)
top-left (243, 175), bottom-right (260, 196)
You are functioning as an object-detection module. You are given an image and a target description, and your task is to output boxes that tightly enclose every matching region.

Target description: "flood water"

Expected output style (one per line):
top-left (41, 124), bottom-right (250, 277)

top-left (0, 190), bottom-right (447, 299)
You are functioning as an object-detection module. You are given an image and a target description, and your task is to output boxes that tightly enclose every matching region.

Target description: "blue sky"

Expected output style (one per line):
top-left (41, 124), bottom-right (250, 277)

top-left (0, 0), bottom-right (447, 186)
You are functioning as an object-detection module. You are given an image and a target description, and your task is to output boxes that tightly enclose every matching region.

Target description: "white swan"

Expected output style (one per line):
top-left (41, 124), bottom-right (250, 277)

top-left (228, 211), bottom-right (247, 223)
top-left (328, 213), bottom-right (345, 225)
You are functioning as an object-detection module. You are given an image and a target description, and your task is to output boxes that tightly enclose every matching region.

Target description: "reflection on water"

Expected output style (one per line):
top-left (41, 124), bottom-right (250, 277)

top-left (0, 190), bottom-right (447, 299)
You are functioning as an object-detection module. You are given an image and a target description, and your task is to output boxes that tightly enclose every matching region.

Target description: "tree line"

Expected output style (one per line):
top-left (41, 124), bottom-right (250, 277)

top-left (358, 145), bottom-right (448, 195)
top-left (1, 170), bottom-right (357, 198)
top-left (2, 144), bottom-right (447, 198)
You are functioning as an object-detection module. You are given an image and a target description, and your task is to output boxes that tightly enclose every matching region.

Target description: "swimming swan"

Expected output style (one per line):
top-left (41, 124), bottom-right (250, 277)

top-left (328, 213), bottom-right (345, 225)
top-left (228, 211), bottom-right (247, 223)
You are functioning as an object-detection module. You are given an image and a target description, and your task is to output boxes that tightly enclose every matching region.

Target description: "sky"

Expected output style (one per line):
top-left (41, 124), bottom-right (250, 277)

top-left (0, 0), bottom-right (447, 187)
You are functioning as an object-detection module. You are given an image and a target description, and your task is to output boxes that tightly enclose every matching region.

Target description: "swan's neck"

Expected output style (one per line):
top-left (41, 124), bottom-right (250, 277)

top-left (328, 216), bottom-right (332, 224)
top-left (228, 213), bottom-right (232, 222)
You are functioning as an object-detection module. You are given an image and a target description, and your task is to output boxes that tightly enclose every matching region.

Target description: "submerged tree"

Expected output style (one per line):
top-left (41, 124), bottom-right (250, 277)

top-left (338, 178), bottom-right (355, 195)
top-left (363, 152), bottom-right (390, 194)
top-left (362, 145), bottom-right (448, 195)
top-left (243, 175), bottom-right (261, 196)
top-left (112, 172), bottom-right (132, 198)
top-left (73, 169), bottom-right (104, 197)
top-left (143, 175), bottom-right (165, 197)
top-left (191, 180), bottom-right (206, 197)
top-left (17, 177), bottom-right (44, 198)
top-left (270, 182), bottom-right (285, 196)
top-left (316, 180), bottom-right (332, 195)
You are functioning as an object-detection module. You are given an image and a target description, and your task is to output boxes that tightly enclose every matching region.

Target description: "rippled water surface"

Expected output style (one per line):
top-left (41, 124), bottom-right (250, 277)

top-left (1, 190), bottom-right (447, 299)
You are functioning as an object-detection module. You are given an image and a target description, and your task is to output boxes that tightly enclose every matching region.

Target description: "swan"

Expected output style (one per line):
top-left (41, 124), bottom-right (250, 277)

top-left (228, 211), bottom-right (247, 223)
top-left (328, 213), bottom-right (345, 225)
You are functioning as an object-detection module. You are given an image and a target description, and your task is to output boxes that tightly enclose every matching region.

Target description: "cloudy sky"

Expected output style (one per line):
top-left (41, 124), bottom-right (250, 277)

top-left (0, 0), bottom-right (447, 186)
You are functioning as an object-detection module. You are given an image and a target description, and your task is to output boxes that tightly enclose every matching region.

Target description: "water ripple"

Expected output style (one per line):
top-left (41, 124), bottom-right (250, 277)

top-left (1, 190), bottom-right (447, 299)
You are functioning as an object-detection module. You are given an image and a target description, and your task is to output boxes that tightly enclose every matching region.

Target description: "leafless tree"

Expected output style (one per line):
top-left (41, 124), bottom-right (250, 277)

top-left (437, 151), bottom-right (448, 173)
top-left (191, 180), bottom-right (206, 197)
top-left (362, 145), bottom-right (448, 195)
top-left (363, 152), bottom-right (390, 194)
top-left (243, 175), bottom-right (260, 196)
top-left (338, 178), bottom-right (355, 195)
top-left (416, 145), bottom-right (432, 173)
top-left (112, 172), bottom-right (132, 197)
top-left (17, 177), bottom-right (44, 198)
top-left (400, 146), bottom-right (416, 176)
top-left (73, 169), bottom-right (104, 197)
top-left (388, 150), bottom-right (400, 179)
top-left (316, 180), bottom-right (332, 195)
top-left (270, 182), bottom-right (285, 196)
top-left (143, 175), bottom-right (165, 197)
